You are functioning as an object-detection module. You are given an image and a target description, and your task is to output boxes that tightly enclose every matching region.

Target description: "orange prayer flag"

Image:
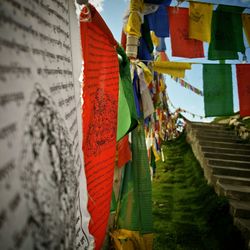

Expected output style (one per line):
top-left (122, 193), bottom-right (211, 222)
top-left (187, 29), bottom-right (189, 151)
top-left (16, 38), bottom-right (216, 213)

top-left (80, 4), bottom-right (119, 249)
top-left (117, 135), bottom-right (132, 168)
top-left (168, 7), bottom-right (204, 58)
top-left (160, 51), bottom-right (169, 61)
top-left (236, 64), bottom-right (250, 116)
top-left (121, 30), bottom-right (127, 50)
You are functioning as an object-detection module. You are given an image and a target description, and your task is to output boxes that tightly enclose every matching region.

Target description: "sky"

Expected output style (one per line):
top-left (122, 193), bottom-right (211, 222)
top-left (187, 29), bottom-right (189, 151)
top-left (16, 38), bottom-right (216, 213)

top-left (89, 0), bottom-right (250, 122)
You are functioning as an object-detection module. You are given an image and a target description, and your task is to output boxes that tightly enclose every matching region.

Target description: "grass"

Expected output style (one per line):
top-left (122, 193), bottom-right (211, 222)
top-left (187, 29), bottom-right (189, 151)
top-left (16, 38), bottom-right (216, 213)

top-left (152, 134), bottom-right (245, 250)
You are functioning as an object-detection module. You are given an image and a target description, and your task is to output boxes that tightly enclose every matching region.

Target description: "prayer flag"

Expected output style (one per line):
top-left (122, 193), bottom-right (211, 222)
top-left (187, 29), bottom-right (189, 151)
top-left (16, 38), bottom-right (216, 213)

top-left (153, 61), bottom-right (192, 78)
top-left (156, 37), bottom-right (166, 52)
top-left (138, 37), bottom-right (153, 61)
top-left (117, 135), bottom-right (131, 168)
top-left (146, 4), bottom-right (171, 37)
top-left (189, 2), bottom-right (213, 42)
top-left (138, 77), bottom-right (155, 119)
top-left (137, 61), bottom-right (153, 85)
top-left (141, 16), bottom-right (154, 53)
top-left (117, 76), bottom-right (131, 141)
top-left (117, 46), bottom-right (138, 141)
top-left (208, 11), bottom-right (238, 60)
top-left (124, 0), bottom-right (144, 37)
top-left (171, 77), bottom-right (203, 96)
top-left (216, 5), bottom-right (245, 52)
top-left (203, 64), bottom-right (234, 117)
top-left (112, 123), bottom-right (153, 249)
top-left (242, 14), bottom-right (250, 46)
top-left (121, 30), bottom-right (127, 50)
top-left (125, 12), bottom-right (142, 37)
top-left (236, 65), bottom-right (250, 116)
top-left (168, 7), bottom-right (204, 58)
top-left (80, 5), bottom-right (119, 249)
top-left (0, 1), bottom-right (93, 249)
top-left (133, 70), bottom-right (142, 118)
top-left (159, 51), bottom-right (169, 61)
top-left (150, 31), bottom-right (159, 46)
top-left (144, 0), bottom-right (168, 3)
top-left (208, 6), bottom-right (245, 60)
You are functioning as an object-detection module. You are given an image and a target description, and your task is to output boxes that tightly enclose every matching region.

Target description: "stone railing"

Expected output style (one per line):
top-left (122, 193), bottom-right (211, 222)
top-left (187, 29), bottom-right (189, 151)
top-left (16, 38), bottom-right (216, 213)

top-left (228, 116), bottom-right (250, 141)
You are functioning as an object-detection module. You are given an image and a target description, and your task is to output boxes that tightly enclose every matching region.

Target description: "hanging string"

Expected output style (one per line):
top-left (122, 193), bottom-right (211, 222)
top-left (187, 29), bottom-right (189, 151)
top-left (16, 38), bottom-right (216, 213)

top-left (180, 0), bottom-right (250, 10)
top-left (138, 59), bottom-right (250, 65)
top-left (170, 77), bottom-right (203, 96)
top-left (166, 92), bottom-right (205, 119)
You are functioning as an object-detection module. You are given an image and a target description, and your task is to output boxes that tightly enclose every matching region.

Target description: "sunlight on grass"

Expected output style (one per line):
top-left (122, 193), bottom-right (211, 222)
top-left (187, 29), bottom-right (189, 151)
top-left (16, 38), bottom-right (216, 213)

top-left (152, 134), bottom-right (245, 250)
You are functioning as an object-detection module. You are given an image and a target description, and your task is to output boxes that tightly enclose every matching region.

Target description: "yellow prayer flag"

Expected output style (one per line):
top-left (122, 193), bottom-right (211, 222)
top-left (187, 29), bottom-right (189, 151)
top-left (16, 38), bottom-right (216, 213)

top-left (125, 11), bottom-right (142, 37)
top-left (124, 0), bottom-right (144, 37)
top-left (138, 61), bottom-right (153, 85)
top-left (159, 78), bottom-right (166, 92)
top-left (242, 14), bottom-right (250, 46)
top-left (130, 0), bottom-right (144, 12)
top-left (111, 229), bottom-right (153, 250)
top-left (150, 31), bottom-right (159, 46)
top-left (152, 145), bottom-right (161, 162)
top-left (189, 2), bottom-right (213, 43)
top-left (153, 61), bottom-right (192, 78)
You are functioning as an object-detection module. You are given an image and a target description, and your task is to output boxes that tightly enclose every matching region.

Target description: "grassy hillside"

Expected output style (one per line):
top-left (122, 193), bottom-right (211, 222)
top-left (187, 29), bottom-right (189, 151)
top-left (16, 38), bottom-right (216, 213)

top-left (152, 134), bottom-right (245, 250)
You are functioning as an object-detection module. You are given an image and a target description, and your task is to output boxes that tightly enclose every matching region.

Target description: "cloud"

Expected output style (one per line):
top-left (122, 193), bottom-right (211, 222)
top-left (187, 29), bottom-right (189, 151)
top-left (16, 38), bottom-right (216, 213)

top-left (89, 0), bottom-right (104, 12)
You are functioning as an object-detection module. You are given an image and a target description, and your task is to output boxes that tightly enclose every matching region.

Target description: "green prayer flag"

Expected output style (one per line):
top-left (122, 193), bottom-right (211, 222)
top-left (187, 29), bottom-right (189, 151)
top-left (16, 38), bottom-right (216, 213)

top-left (203, 64), bottom-right (234, 117)
top-left (216, 5), bottom-right (245, 52)
top-left (117, 123), bottom-right (153, 233)
top-left (117, 77), bottom-right (131, 141)
top-left (110, 189), bottom-right (117, 213)
top-left (208, 5), bottom-right (245, 60)
top-left (116, 46), bottom-right (138, 141)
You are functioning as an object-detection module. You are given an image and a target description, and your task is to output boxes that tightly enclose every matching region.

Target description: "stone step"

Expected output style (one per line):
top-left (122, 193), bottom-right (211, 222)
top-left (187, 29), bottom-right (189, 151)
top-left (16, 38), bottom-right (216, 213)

top-left (216, 183), bottom-right (250, 201)
top-left (192, 126), bottom-right (236, 135)
top-left (214, 175), bottom-right (250, 186)
top-left (200, 140), bottom-right (250, 151)
top-left (197, 133), bottom-right (238, 141)
top-left (198, 135), bottom-right (245, 143)
top-left (233, 218), bottom-right (250, 248)
top-left (194, 128), bottom-right (237, 136)
top-left (202, 146), bottom-right (250, 155)
top-left (211, 166), bottom-right (250, 178)
top-left (208, 158), bottom-right (250, 169)
top-left (205, 152), bottom-right (250, 162)
top-left (230, 200), bottom-right (250, 219)
top-left (188, 121), bottom-right (250, 248)
top-left (191, 122), bottom-right (231, 130)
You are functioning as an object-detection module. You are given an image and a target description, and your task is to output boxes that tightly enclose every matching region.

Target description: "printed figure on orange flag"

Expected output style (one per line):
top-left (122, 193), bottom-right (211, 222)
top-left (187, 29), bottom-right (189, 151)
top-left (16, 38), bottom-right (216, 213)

top-left (80, 4), bottom-right (119, 250)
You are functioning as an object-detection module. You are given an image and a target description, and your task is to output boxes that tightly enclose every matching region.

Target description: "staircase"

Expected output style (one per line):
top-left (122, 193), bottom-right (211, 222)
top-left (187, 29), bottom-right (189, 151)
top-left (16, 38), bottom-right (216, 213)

top-left (186, 122), bottom-right (250, 249)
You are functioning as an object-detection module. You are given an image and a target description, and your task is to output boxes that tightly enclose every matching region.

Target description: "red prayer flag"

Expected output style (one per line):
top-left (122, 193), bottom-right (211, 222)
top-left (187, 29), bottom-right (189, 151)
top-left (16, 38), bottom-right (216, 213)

top-left (167, 7), bottom-right (204, 58)
top-left (236, 64), bottom-right (250, 116)
top-left (80, 5), bottom-right (119, 249)
top-left (121, 30), bottom-right (127, 50)
top-left (117, 135), bottom-right (131, 168)
top-left (160, 51), bottom-right (169, 61)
